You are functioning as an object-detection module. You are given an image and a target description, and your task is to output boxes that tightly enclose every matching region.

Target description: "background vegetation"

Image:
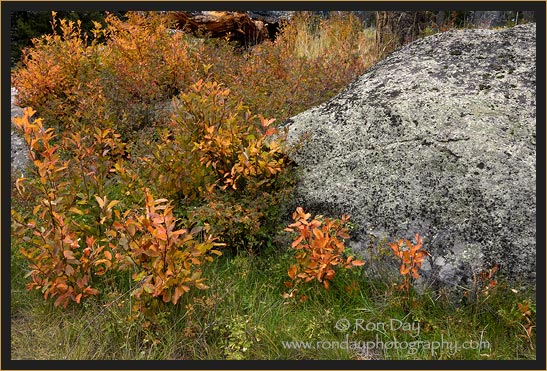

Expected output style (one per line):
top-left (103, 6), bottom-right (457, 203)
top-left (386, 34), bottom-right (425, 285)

top-left (10, 11), bottom-right (536, 360)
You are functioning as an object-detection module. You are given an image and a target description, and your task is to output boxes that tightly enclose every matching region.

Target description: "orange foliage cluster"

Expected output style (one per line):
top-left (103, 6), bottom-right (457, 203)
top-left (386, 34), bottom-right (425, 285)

top-left (11, 11), bottom-right (377, 311)
top-left (12, 108), bottom-right (224, 311)
top-left (284, 207), bottom-right (364, 293)
top-left (389, 233), bottom-right (430, 293)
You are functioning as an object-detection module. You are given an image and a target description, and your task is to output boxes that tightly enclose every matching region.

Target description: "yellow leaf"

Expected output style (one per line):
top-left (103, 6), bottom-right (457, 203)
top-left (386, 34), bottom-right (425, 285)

top-left (195, 282), bottom-right (209, 290)
top-left (106, 200), bottom-right (119, 210)
top-left (69, 207), bottom-right (84, 215)
top-left (95, 195), bottom-right (105, 208)
top-left (33, 205), bottom-right (41, 215)
top-left (143, 283), bottom-right (155, 294)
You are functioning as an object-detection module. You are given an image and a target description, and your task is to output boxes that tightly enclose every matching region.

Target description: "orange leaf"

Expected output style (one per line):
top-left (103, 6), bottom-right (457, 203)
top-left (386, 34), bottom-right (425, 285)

top-left (402, 250), bottom-right (411, 263)
top-left (389, 242), bottom-right (400, 256)
top-left (56, 283), bottom-right (68, 292)
top-left (104, 251), bottom-right (112, 260)
top-left (288, 265), bottom-right (297, 280)
top-left (83, 287), bottom-right (99, 296)
top-left (312, 228), bottom-right (324, 241)
top-left (400, 264), bottom-right (410, 275)
top-left (172, 286), bottom-right (184, 304)
top-left (291, 235), bottom-right (304, 248)
top-left (65, 265), bottom-right (75, 276)
top-left (352, 260), bottom-right (365, 267)
top-left (337, 230), bottom-right (350, 239)
top-left (265, 127), bottom-right (278, 136)
top-left (180, 285), bottom-right (191, 293)
top-left (63, 250), bottom-right (76, 260)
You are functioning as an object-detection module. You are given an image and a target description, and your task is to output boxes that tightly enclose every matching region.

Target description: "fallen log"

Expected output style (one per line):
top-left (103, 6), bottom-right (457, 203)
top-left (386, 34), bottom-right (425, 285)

top-left (172, 11), bottom-right (270, 45)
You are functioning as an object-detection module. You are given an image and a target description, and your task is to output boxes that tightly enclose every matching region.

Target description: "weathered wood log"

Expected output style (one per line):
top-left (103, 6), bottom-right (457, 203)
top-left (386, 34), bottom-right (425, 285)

top-left (172, 11), bottom-right (270, 46)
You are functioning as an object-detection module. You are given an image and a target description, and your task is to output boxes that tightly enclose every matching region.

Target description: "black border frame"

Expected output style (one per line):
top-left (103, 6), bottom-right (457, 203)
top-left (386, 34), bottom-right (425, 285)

top-left (2, 2), bottom-right (545, 370)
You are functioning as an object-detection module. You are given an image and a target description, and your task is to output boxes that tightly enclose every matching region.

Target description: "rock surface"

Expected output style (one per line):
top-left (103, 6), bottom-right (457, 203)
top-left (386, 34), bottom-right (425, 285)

top-left (11, 88), bottom-right (29, 176)
top-left (284, 24), bottom-right (536, 287)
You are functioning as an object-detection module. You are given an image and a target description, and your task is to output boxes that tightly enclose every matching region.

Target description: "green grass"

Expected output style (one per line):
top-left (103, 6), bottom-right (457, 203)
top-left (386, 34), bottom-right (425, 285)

top-left (10, 240), bottom-right (536, 360)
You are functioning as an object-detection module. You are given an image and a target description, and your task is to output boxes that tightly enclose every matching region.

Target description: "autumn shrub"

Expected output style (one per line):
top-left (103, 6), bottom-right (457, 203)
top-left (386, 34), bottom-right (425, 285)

top-left (12, 11), bottom-right (201, 140)
top-left (189, 181), bottom-right (294, 254)
top-left (13, 11), bottom-right (376, 143)
top-left (12, 13), bottom-right (99, 131)
top-left (11, 10), bottom-right (378, 312)
top-left (198, 11), bottom-right (377, 122)
top-left (94, 12), bottom-right (200, 135)
top-left (11, 108), bottom-right (125, 307)
top-left (136, 76), bottom-right (293, 252)
top-left (465, 263), bottom-right (500, 304)
top-left (284, 207), bottom-right (364, 297)
top-left (389, 233), bottom-right (430, 295)
top-left (11, 108), bottom-right (223, 311)
top-left (112, 189), bottom-right (223, 315)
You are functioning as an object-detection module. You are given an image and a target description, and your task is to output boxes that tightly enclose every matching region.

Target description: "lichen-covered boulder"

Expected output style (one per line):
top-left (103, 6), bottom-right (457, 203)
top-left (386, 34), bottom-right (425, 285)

top-left (284, 24), bottom-right (536, 287)
top-left (11, 88), bottom-right (29, 175)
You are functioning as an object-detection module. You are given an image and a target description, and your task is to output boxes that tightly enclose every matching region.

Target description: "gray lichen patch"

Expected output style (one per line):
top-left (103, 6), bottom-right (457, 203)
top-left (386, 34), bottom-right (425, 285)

top-left (285, 24), bottom-right (536, 288)
top-left (11, 88), bottom-right (30, 176)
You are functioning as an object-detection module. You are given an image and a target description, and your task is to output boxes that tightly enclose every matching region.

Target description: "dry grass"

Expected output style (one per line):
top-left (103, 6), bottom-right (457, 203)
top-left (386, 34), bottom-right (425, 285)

top-left (279, 12), bottom-right (377, 66)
